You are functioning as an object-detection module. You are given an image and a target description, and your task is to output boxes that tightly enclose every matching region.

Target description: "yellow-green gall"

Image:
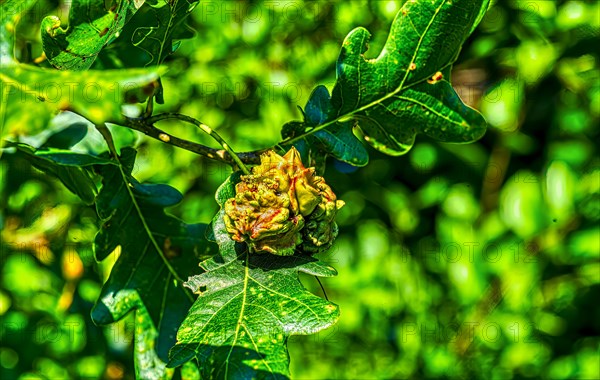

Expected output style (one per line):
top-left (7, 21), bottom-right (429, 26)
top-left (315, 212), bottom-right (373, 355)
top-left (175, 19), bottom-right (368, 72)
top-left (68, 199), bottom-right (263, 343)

top-left (223, 147), bottom-right (343, 256)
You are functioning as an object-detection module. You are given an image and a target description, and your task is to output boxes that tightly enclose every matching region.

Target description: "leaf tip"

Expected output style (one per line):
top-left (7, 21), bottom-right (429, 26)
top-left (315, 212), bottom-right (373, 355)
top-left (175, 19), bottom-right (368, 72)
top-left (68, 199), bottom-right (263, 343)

top-left (90, 302), bottom-right (115, 325)
top-left (167, 344), bottom-right (196, 368)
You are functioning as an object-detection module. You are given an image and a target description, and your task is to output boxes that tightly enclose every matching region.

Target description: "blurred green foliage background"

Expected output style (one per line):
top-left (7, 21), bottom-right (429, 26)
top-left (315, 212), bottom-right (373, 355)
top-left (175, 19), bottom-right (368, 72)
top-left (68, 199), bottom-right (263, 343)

top-left (1, 0), bottom-right (599, 379)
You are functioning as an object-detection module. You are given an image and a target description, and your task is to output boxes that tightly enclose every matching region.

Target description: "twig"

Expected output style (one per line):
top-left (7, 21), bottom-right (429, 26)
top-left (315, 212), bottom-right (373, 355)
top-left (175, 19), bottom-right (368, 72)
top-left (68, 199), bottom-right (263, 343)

top-left (122, 115), bottom-right (265, 167)
top-left (146, 113), bottom-right (251, 174)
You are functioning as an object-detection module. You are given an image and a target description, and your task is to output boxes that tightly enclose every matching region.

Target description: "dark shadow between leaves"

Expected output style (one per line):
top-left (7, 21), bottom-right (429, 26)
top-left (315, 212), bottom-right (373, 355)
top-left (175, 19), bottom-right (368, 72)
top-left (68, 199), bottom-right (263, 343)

top-left (246, 253), bottom-right (318, 272)
top-left (168, 343), bottom-right (289, 380)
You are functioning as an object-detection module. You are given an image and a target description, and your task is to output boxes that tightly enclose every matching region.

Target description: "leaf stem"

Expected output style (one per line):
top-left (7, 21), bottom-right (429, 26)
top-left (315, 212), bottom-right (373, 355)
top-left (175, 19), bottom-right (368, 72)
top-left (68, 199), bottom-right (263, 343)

top-left (143, 96), bottom-right (154, 118)
top-left (314, 276), bottom-right (329, 301)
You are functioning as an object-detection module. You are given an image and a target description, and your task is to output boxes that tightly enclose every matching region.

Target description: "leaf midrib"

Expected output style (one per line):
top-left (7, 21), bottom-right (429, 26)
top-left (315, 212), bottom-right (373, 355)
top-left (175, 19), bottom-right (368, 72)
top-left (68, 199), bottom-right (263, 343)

top-left (112, 155), bottom-right (192, 300)
top-left (190, 254), bottom-right (327, 376)
top-left (224, 250), bottom-right (251, 378)
top-left (137, 0), bottom-right (185, 66)
top-left (158, 0), bottom-right (179, 65)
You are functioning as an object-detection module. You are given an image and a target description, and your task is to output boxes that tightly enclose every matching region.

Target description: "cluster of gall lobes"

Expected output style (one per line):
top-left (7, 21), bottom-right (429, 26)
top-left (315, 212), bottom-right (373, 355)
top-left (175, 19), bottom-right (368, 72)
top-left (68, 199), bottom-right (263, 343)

top-left (224, 147), bottom-right (344, 256)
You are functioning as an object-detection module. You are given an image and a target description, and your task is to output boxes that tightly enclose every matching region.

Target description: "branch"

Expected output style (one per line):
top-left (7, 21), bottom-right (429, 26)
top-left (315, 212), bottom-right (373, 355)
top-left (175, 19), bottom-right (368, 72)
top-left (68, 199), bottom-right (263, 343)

top-left (122, 115), bottom-right (265, 166)
top-left (147, 113), bottom-right (251, 174)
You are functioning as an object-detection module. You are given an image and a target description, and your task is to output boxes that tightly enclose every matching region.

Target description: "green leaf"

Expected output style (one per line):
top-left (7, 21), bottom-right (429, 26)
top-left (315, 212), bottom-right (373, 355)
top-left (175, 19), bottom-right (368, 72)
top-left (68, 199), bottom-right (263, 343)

top-left (0, 1), bottom-right (164, 139)
top-left (5, 141), bottom-right (114, 166)
top-left (41, 122), bottom-right (89, 150)
top-left (0, 0), bottom-right (37, 64)
top-left (131, 0), bottom-right (199, 66)
top-left (283, 86), bottom-right (369, 167)
top-left (4, 141), bottom-right (114, 204)
top-left (0, 63), bottom-right (164, 138)
top-left (283, 0), bottom-right (489, 162)
top-left (91, 147), bottom-right (217, 378)
top-left (469, 0), bottom-right (492, 35)
top-left (305, 85), bottom-right (332, 126)
top-left (133, 301), bottom-right (176, 380)
top-left (41, 0), bottom-right (146, 70)
top-left (168, 174), bottom-right (339, 379)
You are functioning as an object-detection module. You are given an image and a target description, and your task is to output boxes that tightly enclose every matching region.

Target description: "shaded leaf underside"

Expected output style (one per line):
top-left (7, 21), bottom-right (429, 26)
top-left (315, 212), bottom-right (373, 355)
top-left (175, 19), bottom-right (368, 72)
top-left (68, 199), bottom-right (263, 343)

top-left (4, 141), bottom-right (113, 204)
